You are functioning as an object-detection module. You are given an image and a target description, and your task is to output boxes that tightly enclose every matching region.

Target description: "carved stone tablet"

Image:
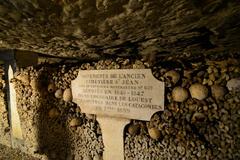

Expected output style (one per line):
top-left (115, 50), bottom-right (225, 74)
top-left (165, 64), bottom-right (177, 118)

top-left (72, 69), bottom-right (164, 121)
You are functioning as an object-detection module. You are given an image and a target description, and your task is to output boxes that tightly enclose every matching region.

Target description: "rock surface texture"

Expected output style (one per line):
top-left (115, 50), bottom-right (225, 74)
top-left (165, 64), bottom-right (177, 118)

top-left (0, 0), bottom-right (240, 59)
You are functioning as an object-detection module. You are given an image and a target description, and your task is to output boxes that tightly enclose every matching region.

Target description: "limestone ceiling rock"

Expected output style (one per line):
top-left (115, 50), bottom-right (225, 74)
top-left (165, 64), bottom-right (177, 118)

top-left (0, 0), bottom-right (239, 60)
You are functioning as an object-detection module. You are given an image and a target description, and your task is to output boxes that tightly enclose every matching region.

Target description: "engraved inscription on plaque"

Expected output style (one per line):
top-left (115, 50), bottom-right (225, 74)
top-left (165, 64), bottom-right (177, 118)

top-left (72, 69), bottom-right (164, 121)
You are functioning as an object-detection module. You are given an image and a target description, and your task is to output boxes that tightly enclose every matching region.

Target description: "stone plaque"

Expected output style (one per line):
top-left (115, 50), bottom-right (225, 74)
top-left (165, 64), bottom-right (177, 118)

top-left (72, 69), bottom-right (164, 160)
top-left (72, 69), bottom-right (164, 121)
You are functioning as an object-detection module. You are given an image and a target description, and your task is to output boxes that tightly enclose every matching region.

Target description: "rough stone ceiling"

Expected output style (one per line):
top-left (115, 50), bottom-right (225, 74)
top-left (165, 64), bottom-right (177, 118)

top-left (0, 0), bottom-right (240, 60)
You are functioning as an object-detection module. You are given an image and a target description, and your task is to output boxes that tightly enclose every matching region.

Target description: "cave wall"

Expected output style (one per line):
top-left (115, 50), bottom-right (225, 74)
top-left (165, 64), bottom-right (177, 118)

top-left (0, 0), bottom-right (240, 59)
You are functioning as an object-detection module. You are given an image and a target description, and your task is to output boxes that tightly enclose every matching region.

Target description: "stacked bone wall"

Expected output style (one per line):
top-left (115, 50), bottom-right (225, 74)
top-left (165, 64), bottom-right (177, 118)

top-left (0, 65), bottom-right (11, 147)
top-left (13, 53), bottom-right (240, 160)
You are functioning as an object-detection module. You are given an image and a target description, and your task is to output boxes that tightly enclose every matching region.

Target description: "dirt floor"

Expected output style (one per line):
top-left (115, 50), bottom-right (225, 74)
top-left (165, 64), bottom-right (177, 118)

top-left (0, 144), bottom-right (39, 160)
